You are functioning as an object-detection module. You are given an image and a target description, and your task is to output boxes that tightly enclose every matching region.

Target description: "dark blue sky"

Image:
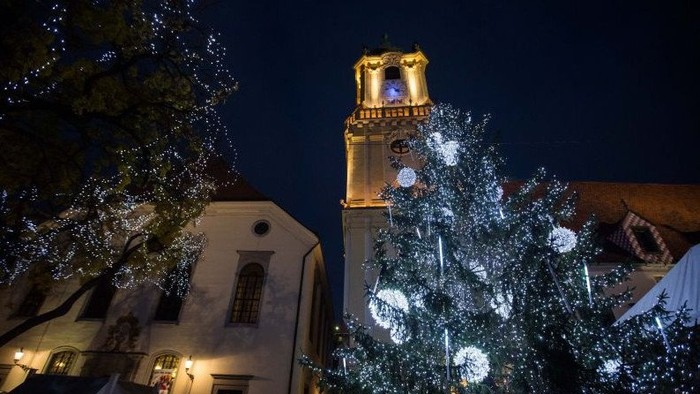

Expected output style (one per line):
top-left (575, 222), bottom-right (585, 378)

top-left (200, 1), bottom-right (699, 317)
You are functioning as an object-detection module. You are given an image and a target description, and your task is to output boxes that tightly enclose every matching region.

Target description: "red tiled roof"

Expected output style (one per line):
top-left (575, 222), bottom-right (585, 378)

top-left (568, 182), bottom-right (700, 261)
top-left (206, 159), bottom-right (269, 202)
top-left (504, 181), bottom-right (700, 262)
top-left (568, 182), bottom-right (700, 232)
top-left (213, 174), bottom-right (269, 202)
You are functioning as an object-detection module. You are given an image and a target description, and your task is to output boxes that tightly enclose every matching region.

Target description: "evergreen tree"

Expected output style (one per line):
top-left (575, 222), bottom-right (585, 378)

top-left (0, 0), bottom-right (236, 346)
top-left (304, 104), bottom-right (697, 393)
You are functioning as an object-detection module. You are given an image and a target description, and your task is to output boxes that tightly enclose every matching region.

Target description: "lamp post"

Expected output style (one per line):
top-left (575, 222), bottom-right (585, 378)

top-left (184, 355), bottom-right (194, 381)
top-left (184, 355), bottom-right (194, 394)
top-left (13, 347), bottom-right (33, 373)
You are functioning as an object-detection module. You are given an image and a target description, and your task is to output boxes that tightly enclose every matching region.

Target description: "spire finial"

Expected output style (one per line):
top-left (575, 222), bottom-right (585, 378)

top-left (381, 33), bottom-right (392, 48)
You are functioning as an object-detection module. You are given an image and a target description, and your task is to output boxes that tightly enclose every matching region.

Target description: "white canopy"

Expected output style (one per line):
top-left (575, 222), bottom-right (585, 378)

top-left (616, 244), bottom-right (700, 326)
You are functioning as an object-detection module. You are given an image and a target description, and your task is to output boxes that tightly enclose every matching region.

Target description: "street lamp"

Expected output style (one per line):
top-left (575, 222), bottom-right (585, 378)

top-left (13, 348), bottom-right (32, 372)
top-left (184, 355), bottom-right (194, 381)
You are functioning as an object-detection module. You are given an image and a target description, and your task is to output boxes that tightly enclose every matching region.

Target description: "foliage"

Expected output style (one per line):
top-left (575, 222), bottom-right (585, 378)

top-left (303, 104), bottom-right (698, 393)
top-left (0, 0), bottom-right (235, 343)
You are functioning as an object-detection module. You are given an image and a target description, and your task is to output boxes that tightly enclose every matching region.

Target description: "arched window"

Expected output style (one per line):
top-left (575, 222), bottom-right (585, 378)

top-left (230, 263), bottom-right (265, 324)
top-left (44, 349), bottom-right (78, 375)
top-left (384, 66), bottom-right (400, 80)
top-left (149, 353), bottom-right (180, 394)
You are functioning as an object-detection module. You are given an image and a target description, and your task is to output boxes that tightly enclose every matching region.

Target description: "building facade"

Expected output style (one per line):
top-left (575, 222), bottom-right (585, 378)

top-left (0, 179), bottom-right (333, 394)
top-left (561, 182), bottom-right (700, 317)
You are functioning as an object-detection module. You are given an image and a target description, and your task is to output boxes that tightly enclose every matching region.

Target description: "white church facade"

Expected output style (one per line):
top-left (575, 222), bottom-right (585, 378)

top-left (0, 177), bottom-right (334, 394)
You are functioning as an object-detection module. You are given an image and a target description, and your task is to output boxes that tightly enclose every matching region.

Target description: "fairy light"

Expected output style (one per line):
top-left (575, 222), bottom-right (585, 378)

top-left (387, 203), bottom-right (393, 227)
top-left (1, 0), bottom-right (235, 300)
top-left (655, 316), bottom-right (671, 352)
top-left (584, 263), bottom-right (592, 306)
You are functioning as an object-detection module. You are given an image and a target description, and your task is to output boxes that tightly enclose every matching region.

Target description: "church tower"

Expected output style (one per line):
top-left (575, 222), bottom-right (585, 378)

top-left (342, 41), bottom-right (432, 329)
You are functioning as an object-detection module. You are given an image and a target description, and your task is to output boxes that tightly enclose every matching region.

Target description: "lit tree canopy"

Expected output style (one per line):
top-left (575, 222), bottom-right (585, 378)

top-left (303, 104), bottom-right (698, 393)
top-left (0, 0), bottom-right (236, 345)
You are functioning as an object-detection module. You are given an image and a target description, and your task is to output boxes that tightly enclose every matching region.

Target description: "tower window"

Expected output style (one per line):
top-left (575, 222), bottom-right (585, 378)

top-left (252, 220), bottom-right (270, 236)
top-left (390, 139), bottom-right (410, 154)
top-left (384, 66), bottom-right (400, 80)
top-left (231, 263), bottom-right (265, 324)
top-left (632, 226), bottom-right (660, 253)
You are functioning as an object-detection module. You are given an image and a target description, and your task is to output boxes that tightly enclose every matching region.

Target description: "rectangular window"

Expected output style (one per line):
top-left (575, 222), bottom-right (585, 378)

top-left (231, 264), bottom-right (264, 324)
top-left (211, 374), bottom-right (252, 394)
top-left (632, 226), bottom-right (660, 253)
top-left (14, 285), bottom-right (46, 317)
top-left (80, 281), bottom-right (116, 319)
top-left (154, 293), bottom-right (185, 322)
top-left (154, 265), bottom-right (192, 322)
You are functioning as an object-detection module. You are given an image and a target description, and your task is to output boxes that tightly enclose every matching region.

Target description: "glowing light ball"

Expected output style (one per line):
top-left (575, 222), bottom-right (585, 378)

top-left (453, 346), bottom-right (490, 383)
top-left (599, 358), bottom-right (622, 376)
top-left (428, 132), bottom-right (460, 166)
top-left (397, 167), bottom-right (417, 187)
top-left (549, 226), bottom-right (577, 253)
top-left (369, 289), bottom-right (409, 329)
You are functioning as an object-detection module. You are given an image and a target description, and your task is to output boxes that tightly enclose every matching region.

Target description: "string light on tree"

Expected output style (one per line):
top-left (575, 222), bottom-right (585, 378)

top-left (301, 103), bottom-right (698, 393)
top-left (0, 0), bottom-right (237, 345)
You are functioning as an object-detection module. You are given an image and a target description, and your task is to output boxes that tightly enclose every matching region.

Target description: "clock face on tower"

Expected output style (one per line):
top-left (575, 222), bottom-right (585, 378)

top-left (382, 80), bottom-right (407, 104)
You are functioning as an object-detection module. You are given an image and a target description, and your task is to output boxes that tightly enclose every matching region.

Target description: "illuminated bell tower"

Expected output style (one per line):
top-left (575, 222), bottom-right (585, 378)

top-left (342, 41), bottom-right (432, 329)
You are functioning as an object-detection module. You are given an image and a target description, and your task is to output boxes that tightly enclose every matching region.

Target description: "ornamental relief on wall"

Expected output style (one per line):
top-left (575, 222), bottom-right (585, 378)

top-left (381, 53), bottom-right (401, 67)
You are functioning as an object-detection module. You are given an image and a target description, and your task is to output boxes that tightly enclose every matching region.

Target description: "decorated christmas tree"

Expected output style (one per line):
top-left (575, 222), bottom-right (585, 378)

top-left (304, 104), bottom-right (698, 393)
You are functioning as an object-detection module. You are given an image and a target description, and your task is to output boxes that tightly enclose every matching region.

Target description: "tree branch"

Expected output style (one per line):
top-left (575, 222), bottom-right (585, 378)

top-left (0, 240), bottom-right (144, 347)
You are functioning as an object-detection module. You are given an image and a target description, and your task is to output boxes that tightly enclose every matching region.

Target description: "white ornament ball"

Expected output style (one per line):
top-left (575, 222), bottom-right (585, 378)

top-left (390, 326), bottom-right (409, 344)
top-left (428, 132), bottom-right (444, 150)
top-left (469, 262), bottom-right (487, 280)
top-left (369, 289), bottom-right (409, 329)
top-left (396, 167), bottom-right (417, 188)
top-left (599, 358), bottom-right (622, 376)
top-left (453, 346), bottom-right (490, 383)
top-left (440, 140), bottom-right (460, 166)
top-left (490, 292), bottom-right (512, 319)
top-left (549, 226), bottom-right (577, 253)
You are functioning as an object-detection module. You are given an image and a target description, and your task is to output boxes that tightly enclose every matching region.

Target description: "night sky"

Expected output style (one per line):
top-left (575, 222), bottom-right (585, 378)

top-left (200, 1), bottom-right (699, 317)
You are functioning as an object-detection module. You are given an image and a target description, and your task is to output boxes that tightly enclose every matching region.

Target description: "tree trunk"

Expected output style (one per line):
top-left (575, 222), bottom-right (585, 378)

top-left (0, 270), bottom-right (116, 347)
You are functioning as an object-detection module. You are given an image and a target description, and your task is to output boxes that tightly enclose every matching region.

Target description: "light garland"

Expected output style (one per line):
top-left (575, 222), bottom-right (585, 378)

top-left (1, 0), bottom-right (236, 304)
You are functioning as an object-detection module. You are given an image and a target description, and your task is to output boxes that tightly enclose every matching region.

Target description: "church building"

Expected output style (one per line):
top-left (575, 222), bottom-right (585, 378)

top-left (0, 176), bottom-right (334, 394)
